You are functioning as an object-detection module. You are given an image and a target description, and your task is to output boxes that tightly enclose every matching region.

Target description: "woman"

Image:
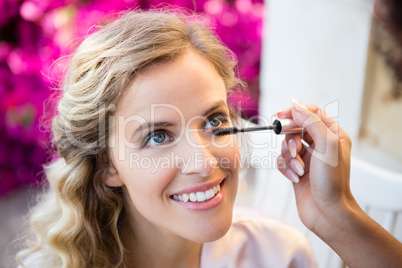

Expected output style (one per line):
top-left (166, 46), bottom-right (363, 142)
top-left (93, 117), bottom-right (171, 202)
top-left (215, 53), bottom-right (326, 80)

top-left (16, 10), bottom-right (314, 267)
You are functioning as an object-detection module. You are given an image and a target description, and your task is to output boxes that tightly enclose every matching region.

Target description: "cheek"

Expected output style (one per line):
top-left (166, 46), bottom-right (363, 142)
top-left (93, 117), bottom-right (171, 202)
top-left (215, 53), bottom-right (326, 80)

top-left (121, 164), bottom-right (178, 218)
top-left (113, 151), bottom-right (178, 202)
top-left (123, 163), bottom-right (176, 193)
top-left (215, 136), bottom-right (241, 172)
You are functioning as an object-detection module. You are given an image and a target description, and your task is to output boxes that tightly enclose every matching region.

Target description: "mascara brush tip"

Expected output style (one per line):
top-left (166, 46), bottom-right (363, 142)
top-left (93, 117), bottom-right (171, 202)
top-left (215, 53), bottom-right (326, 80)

top-left (212, 127), bottom-right (238, 136)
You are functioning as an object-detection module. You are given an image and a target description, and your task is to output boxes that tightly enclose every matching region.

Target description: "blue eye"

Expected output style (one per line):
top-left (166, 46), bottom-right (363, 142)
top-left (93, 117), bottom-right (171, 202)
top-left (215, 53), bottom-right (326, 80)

top-left (150, 132), bottom-right (165, 144)
top-left (205, 114), bottom-right (229, 129)
top-left (144, 131), bottom-right (171, 147)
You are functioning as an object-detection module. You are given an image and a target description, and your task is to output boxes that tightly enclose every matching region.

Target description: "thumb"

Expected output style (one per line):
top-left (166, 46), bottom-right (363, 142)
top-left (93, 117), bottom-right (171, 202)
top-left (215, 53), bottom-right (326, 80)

top-left (290, 99), bottom-right (339, 156)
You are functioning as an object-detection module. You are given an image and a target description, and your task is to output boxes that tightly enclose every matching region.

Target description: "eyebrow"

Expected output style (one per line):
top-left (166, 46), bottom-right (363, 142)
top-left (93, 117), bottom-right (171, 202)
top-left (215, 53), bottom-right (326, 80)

top-left (131, 121), bottom-right (176, 141)
top-left (131, 100), bottom-right (228, 140)
top-left (202, 100), bottom-right (227, 118)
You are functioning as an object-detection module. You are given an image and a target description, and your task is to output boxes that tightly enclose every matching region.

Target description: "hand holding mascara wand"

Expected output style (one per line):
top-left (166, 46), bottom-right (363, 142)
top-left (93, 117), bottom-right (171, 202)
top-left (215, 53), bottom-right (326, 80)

top-left (212, 119), bottom-right (305, 136)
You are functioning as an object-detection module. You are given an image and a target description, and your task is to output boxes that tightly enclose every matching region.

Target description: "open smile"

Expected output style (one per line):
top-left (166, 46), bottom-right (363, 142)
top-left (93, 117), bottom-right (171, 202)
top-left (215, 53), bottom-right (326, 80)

top-left (171, 183), bottom-right (221, 203)
top-left (170, 179), bottom-right (225, 210)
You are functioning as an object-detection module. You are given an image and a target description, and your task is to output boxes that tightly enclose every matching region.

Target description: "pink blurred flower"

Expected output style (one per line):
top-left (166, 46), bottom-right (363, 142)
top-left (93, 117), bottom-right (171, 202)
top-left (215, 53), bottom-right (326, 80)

top-left (20, 1), bottom-right (44, 22)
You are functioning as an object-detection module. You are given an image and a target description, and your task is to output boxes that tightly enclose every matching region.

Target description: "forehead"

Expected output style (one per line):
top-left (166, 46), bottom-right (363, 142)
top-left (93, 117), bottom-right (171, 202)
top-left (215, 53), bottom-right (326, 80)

top-left (116, 52), bottom-right (228, 118)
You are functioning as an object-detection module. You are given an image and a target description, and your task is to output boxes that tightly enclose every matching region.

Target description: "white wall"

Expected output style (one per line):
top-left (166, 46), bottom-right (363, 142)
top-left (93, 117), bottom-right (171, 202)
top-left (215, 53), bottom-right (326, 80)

top-left (259, 0), bottom-right (373, 140)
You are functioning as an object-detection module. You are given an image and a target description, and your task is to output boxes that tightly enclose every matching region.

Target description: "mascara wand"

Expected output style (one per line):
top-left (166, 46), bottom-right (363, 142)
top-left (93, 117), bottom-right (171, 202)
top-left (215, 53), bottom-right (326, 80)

top-left (212, 119), bottom-right (304, 136)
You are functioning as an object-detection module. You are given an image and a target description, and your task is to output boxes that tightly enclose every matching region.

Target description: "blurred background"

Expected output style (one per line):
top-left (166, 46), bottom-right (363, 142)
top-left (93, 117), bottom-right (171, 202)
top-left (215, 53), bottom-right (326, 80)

top-left (1, 0), bottom-right (402, 267)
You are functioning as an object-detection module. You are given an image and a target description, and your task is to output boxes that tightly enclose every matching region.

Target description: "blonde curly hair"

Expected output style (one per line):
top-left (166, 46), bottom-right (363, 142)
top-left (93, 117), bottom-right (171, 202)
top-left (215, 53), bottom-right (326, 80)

top-left (16, 9), bottom-right (242, 268)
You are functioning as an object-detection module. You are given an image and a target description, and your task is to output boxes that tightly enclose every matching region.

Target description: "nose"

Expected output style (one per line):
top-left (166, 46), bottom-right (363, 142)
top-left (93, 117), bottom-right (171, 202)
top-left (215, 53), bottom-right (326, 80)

top-left (178, 130), bottom-right (217, 177)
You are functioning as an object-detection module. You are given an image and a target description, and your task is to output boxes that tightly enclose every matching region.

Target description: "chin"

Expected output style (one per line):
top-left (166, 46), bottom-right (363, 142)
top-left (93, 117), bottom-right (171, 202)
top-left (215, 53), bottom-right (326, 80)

top-left (188, 207), bottom-right (234, 243)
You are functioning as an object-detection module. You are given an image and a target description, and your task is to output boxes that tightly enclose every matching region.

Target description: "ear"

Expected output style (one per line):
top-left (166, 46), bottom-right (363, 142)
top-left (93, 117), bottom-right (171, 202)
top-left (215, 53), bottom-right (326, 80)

top-left (102, 166), bottom-right (124, 187)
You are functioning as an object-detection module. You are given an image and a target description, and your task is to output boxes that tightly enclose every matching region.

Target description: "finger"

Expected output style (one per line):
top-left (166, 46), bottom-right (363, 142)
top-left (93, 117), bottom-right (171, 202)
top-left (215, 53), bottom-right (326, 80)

top-left (275, 103), bottom-right (348, 137)
top-left (291, 99), bottom-right (340, 154)
top-left (281, 140), bottom-right (305, 176)
top-left (290, 158), bottom-right (305, 177)
top-left (300, 150), bottom-right (312, 175)
top-left (283, 131), bottom-right (313, 170)
top-left (299, 139), bottom-right (309, 157)
top-left (299, 134), bottom-right (312, 158)
top-left (303, 103), bottom-right (350, 142)
top-left (274, 107), bottom-right (293, 119)
top-left (301, 131), bottom-right (313, 145)
top-left (277, 155), bottom-right (300, 183)
top-left (305, 105), bottom-right (352, 163)
top-left (285, 134), bottom-right (302, 158)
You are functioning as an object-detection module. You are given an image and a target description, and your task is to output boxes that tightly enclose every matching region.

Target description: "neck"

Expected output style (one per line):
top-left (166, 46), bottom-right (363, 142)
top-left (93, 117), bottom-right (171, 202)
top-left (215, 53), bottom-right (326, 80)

top-left (122, 216), bottom-right (202, 268)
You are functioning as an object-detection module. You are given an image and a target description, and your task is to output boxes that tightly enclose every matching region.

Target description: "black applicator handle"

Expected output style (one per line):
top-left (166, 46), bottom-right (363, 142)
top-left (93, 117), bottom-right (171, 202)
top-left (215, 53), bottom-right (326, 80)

top-left (272, 119), bottom-right (282, 134)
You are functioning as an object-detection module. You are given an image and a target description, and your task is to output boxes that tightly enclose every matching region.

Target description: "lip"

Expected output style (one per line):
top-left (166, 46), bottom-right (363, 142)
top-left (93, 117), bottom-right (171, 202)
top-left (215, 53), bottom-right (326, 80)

top-left (171, 178), bottom-right (224, 196)
top-left (171, 180), bottom-right (225, 211)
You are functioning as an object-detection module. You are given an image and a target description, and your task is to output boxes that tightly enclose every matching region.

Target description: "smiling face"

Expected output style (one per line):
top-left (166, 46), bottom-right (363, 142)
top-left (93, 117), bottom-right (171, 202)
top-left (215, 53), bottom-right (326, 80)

top-left (106, 51), bottom-right (240, 243)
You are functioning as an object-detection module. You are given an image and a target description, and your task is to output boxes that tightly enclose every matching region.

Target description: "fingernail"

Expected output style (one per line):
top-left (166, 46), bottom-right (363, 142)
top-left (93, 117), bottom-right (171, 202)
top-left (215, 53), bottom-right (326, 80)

top-left (288, 139), bottom-right (297, 158)
top-left (288, 169), bottom-right (300, 183)
top-left (292, 159), bottom-right (304, 176)
top-left (291, 98), bottom-right (307, 112)
top-left (274, 109), bottom-right (286, 117)
top-left (277, 155), bottom-right (286, 169)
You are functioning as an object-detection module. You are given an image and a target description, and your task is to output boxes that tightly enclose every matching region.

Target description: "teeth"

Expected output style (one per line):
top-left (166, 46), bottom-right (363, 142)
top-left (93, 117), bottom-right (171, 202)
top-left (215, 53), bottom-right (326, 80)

top-left (196, 192), bottom-right (206, 202)
top-left (189, 193), bottom-right (197, 202)
top-left (213, 186), bottom-right (218, 194)
top-left (172, 183), bottom-right (222, 203)
top-left (205, 189), bottom-right (214, 199)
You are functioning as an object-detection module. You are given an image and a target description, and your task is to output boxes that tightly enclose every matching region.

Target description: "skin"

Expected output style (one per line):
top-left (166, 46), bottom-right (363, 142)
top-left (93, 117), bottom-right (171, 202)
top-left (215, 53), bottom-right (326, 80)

top-left (104, 51), bottom-right (240, 268)
top-left (277, 99), bottom-right (402, 267)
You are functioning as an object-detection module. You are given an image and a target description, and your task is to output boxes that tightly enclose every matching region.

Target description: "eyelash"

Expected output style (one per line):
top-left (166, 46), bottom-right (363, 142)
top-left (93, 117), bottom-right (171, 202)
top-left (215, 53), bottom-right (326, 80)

top-left (142, 129), bottom-right (173, 148)
top-left (204, 113), bottom-right (230, 130)
top-left (141, 112), bottom-right (230, 148)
